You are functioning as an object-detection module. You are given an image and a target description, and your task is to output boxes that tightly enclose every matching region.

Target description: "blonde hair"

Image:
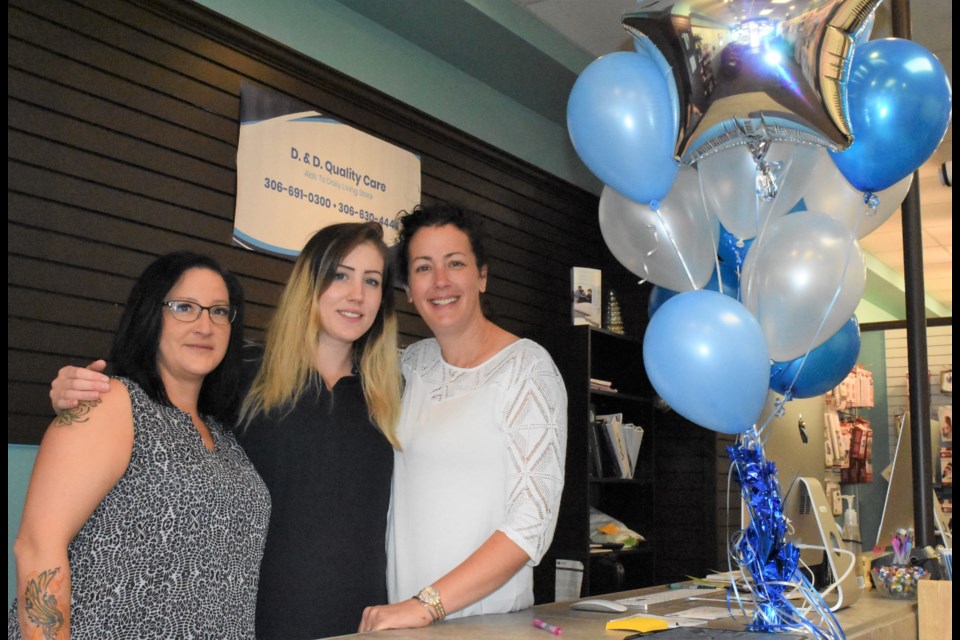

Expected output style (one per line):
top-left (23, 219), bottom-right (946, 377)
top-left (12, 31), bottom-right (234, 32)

top-left (240, 223), bottom-right (401, 448)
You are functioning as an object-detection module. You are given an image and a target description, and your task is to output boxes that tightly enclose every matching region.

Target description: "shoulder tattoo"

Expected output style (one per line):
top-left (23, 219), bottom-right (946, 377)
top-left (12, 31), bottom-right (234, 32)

top-left (56, 399), bottom-right (102, 426)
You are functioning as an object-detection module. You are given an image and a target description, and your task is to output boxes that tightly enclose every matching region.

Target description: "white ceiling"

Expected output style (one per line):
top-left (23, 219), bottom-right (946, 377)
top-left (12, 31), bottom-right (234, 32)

top-left (512, 0), bottom-right (953, 315)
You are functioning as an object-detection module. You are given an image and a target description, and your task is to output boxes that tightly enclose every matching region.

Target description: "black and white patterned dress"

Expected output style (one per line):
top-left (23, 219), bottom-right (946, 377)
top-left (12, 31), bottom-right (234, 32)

top-left (9, 377), bottom-right (271, 639)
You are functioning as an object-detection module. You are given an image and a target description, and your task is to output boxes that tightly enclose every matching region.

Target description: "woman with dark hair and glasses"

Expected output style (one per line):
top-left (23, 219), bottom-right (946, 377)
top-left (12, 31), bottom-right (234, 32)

top-left (45, 223), bottom-right (402, 639)
top-left (10, 252), bottom-right (270, 639)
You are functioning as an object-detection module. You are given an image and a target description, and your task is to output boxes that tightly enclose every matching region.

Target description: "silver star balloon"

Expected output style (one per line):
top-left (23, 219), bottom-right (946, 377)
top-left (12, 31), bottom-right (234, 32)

top-left (623, 0), bottom-right (882, 164)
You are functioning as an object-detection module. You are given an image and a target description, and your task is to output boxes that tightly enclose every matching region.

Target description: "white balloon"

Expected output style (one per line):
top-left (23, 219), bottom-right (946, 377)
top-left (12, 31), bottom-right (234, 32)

top-left (698, 142), bottom-right (819, 240)
top-left (803, 149), bottom-right (913, 238)
top-left (599, 167), bottom-right (718, 292)
top-left (741, 211), bottom-right (866, 362)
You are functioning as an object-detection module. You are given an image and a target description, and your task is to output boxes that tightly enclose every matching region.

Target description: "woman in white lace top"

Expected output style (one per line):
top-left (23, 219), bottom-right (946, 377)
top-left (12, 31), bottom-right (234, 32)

top-left (359, 204), bottom-right (568, 632)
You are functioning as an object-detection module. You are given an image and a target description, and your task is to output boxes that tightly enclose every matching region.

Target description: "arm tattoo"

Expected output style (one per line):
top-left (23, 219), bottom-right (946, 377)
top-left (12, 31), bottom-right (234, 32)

top-left (55, 399), bottom-right (101, 426)
top-left (24, 567), bottom-right (65, 639)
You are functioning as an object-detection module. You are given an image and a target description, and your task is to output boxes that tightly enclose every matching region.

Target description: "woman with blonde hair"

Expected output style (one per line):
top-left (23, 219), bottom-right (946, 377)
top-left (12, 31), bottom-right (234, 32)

top-left (239, 221), bottom-right (401, 638)
top-left (49, 222), bottom-right (402, 639)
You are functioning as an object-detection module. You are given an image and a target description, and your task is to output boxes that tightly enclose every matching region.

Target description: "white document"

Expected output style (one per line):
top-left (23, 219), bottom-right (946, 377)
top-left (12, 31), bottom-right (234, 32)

top-left (622, 424), bottom-right (644, 474)
top-left (668, 606), bottom-right (750, 620)
top-left (554, 559), bottom-right (584, 602)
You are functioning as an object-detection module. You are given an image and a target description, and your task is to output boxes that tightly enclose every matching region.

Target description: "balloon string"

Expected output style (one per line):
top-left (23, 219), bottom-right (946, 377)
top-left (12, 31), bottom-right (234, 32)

top-left (779, 215), bottom-right (863, 403)
top-left (862, 191), bottom-right (879, 220)
top-left (636, 223), bottom-right (659, 285)
top-left (651, 200), bottom-right (697, 290)
top-left (695, 167), bottom-right (724, 293)
top-left (727, 429), bottom-right (845, 640)
top-left (752, 148), bottom-right (793, 239)
top-left (756, 394), bottom-right (789, 440)
top-left (743, 162), bottom-right (781, 323)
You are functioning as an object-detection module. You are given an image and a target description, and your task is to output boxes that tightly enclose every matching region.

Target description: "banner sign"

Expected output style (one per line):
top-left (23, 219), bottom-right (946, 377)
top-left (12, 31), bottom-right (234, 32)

top-left (234, 85), bottom-right (420, 256)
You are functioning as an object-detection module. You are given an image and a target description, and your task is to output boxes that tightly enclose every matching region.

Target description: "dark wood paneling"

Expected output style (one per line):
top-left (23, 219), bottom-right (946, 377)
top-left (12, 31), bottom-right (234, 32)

top-left (8, 0), bottom-right (608, 454)
top-left (7, 38), bottom-right (239, 146)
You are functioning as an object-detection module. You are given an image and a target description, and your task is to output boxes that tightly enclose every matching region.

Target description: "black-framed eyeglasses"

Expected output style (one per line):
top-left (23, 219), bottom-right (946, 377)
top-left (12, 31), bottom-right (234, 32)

top-left (162, 300), bottom-right (237, 326)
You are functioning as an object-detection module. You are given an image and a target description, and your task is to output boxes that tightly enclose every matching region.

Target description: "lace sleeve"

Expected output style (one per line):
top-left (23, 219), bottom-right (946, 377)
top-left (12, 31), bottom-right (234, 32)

top-left (497, 345), bottom-right (568, 565)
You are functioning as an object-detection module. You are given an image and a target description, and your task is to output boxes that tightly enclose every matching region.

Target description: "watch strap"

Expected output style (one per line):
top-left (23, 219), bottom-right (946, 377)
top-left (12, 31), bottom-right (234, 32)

top-left (414, 586), bottom-right (446, 623)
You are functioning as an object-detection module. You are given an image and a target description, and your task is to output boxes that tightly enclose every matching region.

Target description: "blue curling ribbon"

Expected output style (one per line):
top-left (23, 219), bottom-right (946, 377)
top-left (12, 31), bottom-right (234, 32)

top-left (725, 428), bottom-right (845, 640)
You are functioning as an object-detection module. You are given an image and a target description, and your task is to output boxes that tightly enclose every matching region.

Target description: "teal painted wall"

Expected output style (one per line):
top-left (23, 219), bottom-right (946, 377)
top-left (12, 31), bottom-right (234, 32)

top-left (195, 0), bottom-right (600, 193)
top-left (192, 0), bottom-right (942, 320)
top-left (840, 330), bottom-right (889, 553)
top-left (8, 445), bottom-right (38, 606)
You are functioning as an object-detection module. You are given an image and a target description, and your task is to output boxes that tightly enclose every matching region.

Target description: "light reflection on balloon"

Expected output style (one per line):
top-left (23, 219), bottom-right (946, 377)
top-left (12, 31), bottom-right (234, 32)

top-left (829, 38), bottom-right (953, 193)
top-left (741, 211), bottom-right (866, 362)
top-left (567, 51), bottom-right (679, 203)
top-left (644, 290), bottom-right (770, 435)
top-left (643, 291), bottom-right (770, 433)
top-left (698, 141), bottom-right (818, 240)
top-left (803, 149), bottom-right (913, 238)
top-left (621, 0), bottom-right (882, 163)
top-left (770, 315), bottom-right (861, 400)
top-left (599, 167), bottom-right (717, 292)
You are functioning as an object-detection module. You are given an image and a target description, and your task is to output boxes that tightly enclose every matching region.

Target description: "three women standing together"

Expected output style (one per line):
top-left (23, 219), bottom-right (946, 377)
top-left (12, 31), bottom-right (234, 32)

top-left (18, 204), bottom-right (567, 639)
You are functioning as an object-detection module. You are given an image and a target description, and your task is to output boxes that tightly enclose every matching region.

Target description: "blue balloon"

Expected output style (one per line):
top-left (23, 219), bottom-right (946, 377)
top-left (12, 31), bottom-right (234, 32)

top-left (830, 39), bottom-right (952, 192)
top-left (568, 52), bottom-right (679, 203)
top-left (648, 262), bottom-right (739, 317)
top-left (631, 34), bottom-right (680, 143)
top-left (788, 198), bottom-right (806, 214)
top-left (717, 225), bottom-right (753, 270)
top-left (643, 290), bottom-right (770, 434)
top-left (770, 316), bottom-right (861, 399)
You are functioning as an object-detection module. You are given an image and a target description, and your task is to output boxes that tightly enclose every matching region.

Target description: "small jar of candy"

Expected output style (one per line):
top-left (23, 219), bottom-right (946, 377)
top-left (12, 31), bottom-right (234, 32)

top-left (870, 564), bottom-right (929, 599)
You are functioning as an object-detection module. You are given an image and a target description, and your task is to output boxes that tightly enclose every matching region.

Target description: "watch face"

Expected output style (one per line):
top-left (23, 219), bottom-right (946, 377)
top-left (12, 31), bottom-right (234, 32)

top-left (417, 586), bottom-right (445, 622)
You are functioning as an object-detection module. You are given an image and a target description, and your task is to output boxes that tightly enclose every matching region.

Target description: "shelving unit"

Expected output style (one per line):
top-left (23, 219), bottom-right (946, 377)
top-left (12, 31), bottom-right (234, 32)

top-left (935, 403), bottom-right (951, 535)
top-left (534, 325), bottom-right (721, 602)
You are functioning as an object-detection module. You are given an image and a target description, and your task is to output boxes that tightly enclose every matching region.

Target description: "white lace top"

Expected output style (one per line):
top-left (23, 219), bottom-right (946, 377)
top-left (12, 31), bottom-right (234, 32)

top-left (386, 338), bottom-right (567, 617)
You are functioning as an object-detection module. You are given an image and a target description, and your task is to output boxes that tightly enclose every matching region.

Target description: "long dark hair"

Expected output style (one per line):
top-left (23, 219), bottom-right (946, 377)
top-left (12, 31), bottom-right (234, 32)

top-left (110, 252), bottom-right (245, 425)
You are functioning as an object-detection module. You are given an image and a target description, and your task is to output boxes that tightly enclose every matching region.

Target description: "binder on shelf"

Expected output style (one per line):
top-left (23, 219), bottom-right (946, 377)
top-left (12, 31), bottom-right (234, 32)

top-left (622, 424), bottom-right (644, 476)
top-left (595, 418), bottom-right (623, 478)
top-left (598, 413), bottom-right (632, 479)
top-left (587, 418), bottom-right (605, 478)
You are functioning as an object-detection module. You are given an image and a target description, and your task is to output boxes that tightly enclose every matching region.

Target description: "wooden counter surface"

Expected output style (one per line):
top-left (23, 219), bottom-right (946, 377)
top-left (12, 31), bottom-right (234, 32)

top-left (331, 586), bottom-right (919, 640)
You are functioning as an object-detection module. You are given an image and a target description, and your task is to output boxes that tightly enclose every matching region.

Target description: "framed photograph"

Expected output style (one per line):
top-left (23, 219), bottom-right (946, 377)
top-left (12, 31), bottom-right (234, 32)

top-left (570, 267), bottom-right (602, 328)
top-left (941, 369), bottom-right (952, 394)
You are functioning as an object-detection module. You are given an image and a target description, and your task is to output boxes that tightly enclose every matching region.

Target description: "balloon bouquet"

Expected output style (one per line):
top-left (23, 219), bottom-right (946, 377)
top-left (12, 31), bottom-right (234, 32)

top-left (567, 1), bottom-right (951, 638)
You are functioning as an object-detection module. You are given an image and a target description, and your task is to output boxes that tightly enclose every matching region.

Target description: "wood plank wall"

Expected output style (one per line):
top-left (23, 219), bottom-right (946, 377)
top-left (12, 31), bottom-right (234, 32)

top-left (8, 0), bottom-right (625, 444)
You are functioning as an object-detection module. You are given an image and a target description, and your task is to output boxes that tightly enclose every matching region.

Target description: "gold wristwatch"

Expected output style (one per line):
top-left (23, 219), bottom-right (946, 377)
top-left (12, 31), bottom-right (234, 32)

top-left (414, 585), bottom-right (446, 623)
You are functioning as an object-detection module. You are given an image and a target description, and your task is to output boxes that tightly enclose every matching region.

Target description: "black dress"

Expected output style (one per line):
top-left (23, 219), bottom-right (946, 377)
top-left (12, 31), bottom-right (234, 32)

top-left (238, 357), bottom-right (394, 640)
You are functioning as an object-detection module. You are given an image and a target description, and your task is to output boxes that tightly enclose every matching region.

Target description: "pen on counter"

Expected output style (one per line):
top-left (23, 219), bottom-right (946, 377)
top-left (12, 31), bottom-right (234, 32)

top-left (533, 618), bottom-right (563, 635)
top-left (668, 582), bottom-right (719, 589)
top-left (688, 596), bottom-right (728, 603)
